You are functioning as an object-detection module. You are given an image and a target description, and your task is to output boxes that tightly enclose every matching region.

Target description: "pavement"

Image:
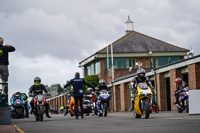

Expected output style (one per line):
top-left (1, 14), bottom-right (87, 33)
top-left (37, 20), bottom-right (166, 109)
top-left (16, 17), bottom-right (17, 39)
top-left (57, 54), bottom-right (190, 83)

top-left (0, 125), bottom-right (18, 133)
top-left (8, 111), bottom-right (200, 133)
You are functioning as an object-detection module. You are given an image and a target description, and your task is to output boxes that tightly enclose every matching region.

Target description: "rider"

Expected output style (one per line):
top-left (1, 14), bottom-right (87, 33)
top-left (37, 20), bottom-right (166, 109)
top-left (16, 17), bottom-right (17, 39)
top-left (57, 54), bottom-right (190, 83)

top-left (173, 77), bottom-right (182, 104)
top-left (10, 91), bottom-right (24, 115)
top-left (95, 79), bottom-right (110, 114)
top-left (11, 91), bottom-right (24, 105)
top-left (29, 77), bottom-right (51, 118)
top-left (130, 68), bottom-right (153, 111)
top-left (95, 79), bottom-right (109, 92)
top-left (21, 93), bottom-right (29, 118)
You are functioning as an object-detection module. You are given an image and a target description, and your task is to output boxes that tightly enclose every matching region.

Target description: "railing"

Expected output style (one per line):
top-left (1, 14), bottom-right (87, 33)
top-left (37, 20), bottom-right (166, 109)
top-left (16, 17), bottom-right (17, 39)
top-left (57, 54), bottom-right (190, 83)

top-left (0, 83), bottom-right (8, 107)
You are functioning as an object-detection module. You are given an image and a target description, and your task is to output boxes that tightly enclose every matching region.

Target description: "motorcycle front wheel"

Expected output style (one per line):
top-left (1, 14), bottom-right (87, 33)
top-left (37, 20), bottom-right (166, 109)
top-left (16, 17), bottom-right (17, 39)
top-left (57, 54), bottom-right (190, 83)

top-left (103, 103), bottom-right (108, 117)
top-left (185, 99), bottom-right (189, 113)
top-left (39, 109), bottom-right (44, 121)
top-left (143, 100), bottom-right (150, 119)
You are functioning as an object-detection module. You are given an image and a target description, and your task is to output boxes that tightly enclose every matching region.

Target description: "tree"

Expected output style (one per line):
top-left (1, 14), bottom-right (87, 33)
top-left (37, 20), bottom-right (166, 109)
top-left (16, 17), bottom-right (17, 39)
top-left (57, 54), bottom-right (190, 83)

top-left (51, 84), bottom-right (63, 94)
top-left (84, 75), bottom-right (99, 92)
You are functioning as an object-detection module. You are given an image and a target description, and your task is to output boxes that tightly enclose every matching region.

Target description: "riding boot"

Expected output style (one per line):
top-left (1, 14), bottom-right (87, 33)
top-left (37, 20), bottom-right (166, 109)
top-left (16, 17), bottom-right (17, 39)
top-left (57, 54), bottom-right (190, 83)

top-left (46, 111), bottom-right (51, 118)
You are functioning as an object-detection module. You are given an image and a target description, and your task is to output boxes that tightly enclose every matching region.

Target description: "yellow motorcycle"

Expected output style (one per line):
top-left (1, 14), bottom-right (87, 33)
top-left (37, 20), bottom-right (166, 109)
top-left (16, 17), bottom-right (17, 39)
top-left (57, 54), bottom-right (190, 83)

top-left (132, 82), bottom-right (153, 119)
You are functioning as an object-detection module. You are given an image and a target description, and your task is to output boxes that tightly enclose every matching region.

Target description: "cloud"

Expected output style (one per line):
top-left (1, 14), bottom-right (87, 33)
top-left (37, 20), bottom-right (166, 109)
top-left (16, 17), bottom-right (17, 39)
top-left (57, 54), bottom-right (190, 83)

top-left (8, 52), bottom-right (81, 98)
top-left (0, 0), bottom-right (200, 100)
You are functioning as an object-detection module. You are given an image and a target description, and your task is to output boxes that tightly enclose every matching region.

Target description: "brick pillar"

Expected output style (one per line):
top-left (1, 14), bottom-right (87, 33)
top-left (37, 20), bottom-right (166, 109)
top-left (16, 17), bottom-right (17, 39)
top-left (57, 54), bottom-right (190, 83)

top-left (113, 85), bottom-right (119, 112)
top-left (120, 83), bottom-right (128, 111)
top-left (53, 99), bottom-right (56, 110)
top-left (61, 96), bottom-right (64, 106)
top-left (188, 63), bottom-right (200, 90)
top-left (120, 83), bottom-right (125, 111)
top-left (156, 73), bottom-right (166, 111)
top-left (64, 95), bottom-right (67, 107)
top-left (170, 68), bottom-right (181, 110)
top-left (99, 59), bottom-right (106, 82)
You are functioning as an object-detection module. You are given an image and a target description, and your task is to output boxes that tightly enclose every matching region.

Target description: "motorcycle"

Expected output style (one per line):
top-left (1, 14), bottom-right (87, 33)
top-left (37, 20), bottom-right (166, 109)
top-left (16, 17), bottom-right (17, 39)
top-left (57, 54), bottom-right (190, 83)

top-left (33, 94), bottom-right (46, 121)
top-left (176, 87), bottom-right (189, 113)
top-left (65, 92), bottom-right (80, 116)
top-left (150, 95), bottom-right (158, 113)
top-left (83, 90), bottom-right (95, 116)
top-left (11, 99), bottom-right (24, 119)
top-left (132, 82), bottom-right (153, 119)
top-left (95, 89), bottom-right (111, 117)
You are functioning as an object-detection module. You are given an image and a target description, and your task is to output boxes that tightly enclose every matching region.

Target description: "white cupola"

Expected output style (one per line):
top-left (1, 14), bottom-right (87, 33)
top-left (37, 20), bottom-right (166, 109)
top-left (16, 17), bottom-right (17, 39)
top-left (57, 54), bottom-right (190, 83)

top-left (125, 16), bottom-right (133, 34)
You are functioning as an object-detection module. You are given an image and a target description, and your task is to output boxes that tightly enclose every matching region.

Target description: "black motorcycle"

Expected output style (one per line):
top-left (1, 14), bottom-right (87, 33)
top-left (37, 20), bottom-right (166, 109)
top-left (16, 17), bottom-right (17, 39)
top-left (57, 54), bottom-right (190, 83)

top-left (11, 99), bottom-right (24, 119)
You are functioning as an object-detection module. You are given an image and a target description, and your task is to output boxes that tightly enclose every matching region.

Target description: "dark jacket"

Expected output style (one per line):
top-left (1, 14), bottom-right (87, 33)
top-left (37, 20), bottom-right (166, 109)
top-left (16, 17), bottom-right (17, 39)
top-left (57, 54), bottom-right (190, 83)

top-left (29, 84), bottom-right (48, 96)
top-left (0, 45), bottom-right (15, 65)
top-left (96, 85), bottom-right (109, 91)
top-left (64, 77), bottom-right (94, 96)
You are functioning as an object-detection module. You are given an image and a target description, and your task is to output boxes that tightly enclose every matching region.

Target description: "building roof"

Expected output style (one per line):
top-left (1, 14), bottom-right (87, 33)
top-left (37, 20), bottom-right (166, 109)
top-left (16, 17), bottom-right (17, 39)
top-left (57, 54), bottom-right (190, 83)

top-left (97, 31), bottom-right (189, 54)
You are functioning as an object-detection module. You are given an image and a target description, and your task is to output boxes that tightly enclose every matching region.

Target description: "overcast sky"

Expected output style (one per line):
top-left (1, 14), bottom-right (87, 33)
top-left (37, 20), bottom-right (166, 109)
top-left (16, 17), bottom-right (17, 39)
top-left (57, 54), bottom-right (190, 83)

top-left (0, 0), bottom-right (200, 98)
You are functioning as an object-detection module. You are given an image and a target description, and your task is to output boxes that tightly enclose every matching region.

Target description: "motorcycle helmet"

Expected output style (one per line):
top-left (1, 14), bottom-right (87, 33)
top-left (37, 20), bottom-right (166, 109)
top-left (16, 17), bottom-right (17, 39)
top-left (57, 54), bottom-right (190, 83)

top-left (136, 68), bottom-right (146, 78)
top-left (99, 79), bottom-right (106, 85)
top-left (15, 91), bottom-right (21, 97)
top-left (87, 87), bottom-right (93, 92)
top-left (175, 77), bottom-right (182, 85)
top-left (34, 77), bottom-right (41, 85)
top-left (181, 81), bottom-right (187, 88)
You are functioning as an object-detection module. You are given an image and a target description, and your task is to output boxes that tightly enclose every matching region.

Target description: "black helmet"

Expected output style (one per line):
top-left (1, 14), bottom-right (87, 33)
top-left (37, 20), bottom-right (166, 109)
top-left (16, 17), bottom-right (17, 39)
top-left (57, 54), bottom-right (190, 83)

top-left (99, 79), bottom-right (105, 84)
top-left (136, 68), bottom-right (146, 77)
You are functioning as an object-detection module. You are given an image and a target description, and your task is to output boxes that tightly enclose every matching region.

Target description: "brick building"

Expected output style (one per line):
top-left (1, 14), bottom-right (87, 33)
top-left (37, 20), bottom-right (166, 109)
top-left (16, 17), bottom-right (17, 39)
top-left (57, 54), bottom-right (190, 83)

top-left (79, 17), bottom-right (189, 83)
top-left (108, 54), bottom-right (200, 112)
top-left (46, 54), bottom-right (200, 112)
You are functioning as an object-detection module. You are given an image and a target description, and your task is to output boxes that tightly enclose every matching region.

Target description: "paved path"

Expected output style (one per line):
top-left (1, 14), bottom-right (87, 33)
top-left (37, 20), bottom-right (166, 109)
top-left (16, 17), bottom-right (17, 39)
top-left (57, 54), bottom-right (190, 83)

top-left (12, 111), bottom-right (200, 133)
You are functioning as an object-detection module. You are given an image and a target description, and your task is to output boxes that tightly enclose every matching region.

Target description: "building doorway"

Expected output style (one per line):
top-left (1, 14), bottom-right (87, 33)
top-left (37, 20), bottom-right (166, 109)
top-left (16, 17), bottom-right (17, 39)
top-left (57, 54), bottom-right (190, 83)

top-left (165, 78), bottom-right (171, 111)
top-left (182, 73), bottom-right (188, 85)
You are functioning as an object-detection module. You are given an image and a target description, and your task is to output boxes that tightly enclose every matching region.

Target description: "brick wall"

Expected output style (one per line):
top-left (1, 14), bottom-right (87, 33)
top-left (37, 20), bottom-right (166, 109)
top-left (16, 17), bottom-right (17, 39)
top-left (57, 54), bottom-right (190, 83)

top-left (156, 73), bottom-right (166, 111)
top-left (188, 63), bottom-right (200, 90)
top-left (170, 69), bottom-right (181, 110)
top-left (136, 57), bottom-right (150, 69)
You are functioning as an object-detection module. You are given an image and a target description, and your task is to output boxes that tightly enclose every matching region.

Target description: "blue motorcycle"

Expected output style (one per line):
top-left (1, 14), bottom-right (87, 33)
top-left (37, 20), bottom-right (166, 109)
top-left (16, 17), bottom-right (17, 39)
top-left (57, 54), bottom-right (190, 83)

top-left (176, 87), bottom-right (189, 113)
top-left (95, 90), bottom-right (111, 117)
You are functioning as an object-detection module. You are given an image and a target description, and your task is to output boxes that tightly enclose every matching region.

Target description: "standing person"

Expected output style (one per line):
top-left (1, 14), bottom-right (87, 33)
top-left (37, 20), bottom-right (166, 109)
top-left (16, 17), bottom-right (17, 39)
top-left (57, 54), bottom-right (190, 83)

top-left (64, 72), bottom-right (95, 119)
top-left (0, 37), bottom-right (15, 95)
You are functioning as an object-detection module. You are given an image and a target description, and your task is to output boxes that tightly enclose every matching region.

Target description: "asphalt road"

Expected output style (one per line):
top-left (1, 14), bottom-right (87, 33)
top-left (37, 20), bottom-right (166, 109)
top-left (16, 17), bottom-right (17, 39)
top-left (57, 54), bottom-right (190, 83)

top-left (12, 111), bottom-right (200, 133)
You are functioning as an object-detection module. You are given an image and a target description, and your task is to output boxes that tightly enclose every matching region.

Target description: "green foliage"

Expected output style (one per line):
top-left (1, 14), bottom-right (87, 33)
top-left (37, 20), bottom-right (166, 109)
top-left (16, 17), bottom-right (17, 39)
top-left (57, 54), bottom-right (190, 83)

top-left (51, 84), bottom-right (63, 93)
top-left (64, 81), bottom-right (72, 93)
top-left (84, 75), bottom-right (99, 92)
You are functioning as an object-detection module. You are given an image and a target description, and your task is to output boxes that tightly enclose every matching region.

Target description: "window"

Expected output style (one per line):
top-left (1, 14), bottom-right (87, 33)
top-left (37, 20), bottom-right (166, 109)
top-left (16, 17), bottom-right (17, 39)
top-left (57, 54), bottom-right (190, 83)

top-left (129, 59), bottom-right (135, 68)
top-left (150, 58), bottom-right (156, 68)
top-left (86, 61), bottom-right (100, 75)
top-left (105, 58), bottom-right (135, 70)
top-left (158, 56), bottom-right (179, 67)
top-left (95, 61), bottom-right (100, 74)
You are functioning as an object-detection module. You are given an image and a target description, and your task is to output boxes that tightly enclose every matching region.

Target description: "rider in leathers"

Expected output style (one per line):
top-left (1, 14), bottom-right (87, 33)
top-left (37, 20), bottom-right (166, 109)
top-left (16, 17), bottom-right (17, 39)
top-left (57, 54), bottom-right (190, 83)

top-left (29, 77), bottom-right (51, 118)
top-left (130, 68), bottom-right (154, 111)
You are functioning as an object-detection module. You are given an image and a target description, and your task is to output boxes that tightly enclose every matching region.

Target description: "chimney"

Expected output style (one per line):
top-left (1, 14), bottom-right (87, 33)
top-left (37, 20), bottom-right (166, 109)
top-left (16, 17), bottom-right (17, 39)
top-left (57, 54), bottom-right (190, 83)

top-left (125, 16), bottom-right (133, 34)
